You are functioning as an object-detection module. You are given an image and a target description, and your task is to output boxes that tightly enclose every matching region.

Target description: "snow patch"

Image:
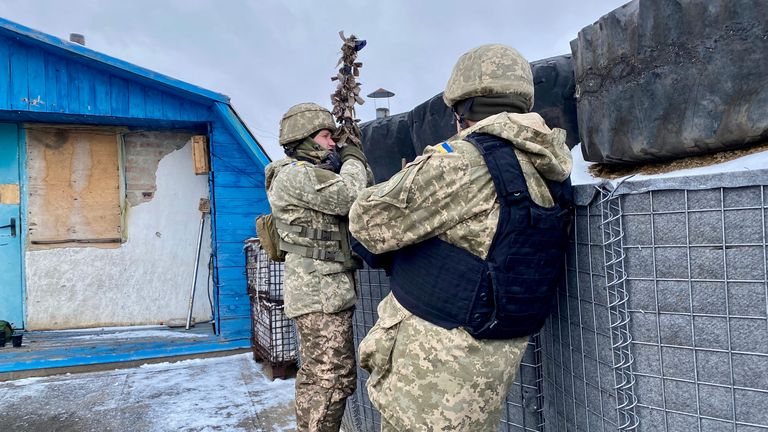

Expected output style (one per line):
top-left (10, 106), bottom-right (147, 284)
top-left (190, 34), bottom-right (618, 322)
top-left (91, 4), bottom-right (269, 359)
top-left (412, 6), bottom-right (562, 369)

top-left (570, 143), bottom-right (768, 186)
top-left (570, 143), bottom-right (599, 186)
top-left (3, 376), bottom-right (45, 386)
top-left (50, 324), bottom-right (169, 333)
top-left (2, 354), bottom-right (296, 431)
top-left (68, 330), bottom-right (208, 340)
top-left (129, 354), bottom-right (296, 431)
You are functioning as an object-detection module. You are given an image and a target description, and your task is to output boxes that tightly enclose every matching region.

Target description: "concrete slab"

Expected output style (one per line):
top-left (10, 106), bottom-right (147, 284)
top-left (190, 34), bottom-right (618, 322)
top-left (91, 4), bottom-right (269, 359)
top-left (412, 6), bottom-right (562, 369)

top-left (0, 353), bottom-right (296, 431)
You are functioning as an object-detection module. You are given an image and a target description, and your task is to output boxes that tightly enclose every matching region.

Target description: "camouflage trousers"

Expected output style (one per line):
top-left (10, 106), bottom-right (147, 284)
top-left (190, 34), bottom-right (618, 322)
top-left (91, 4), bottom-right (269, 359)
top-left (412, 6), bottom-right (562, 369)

top-left (359, 294), bottom-right (530, 432)
top-left (294, 309), bottom-right (357, 432)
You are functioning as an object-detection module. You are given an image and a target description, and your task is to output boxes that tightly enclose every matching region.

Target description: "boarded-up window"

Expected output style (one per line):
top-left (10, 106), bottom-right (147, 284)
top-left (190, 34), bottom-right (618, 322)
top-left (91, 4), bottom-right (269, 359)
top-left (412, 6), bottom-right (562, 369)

top-left (26, 127), bottom-right (122, 249)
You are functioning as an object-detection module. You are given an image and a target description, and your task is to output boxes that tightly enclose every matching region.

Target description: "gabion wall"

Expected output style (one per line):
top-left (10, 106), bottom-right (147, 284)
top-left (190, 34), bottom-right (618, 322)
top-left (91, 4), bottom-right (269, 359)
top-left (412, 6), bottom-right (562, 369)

top-left (541, 190), bottom-right (626, 431)
top-left (341, 176), bottom-right (768, 431)
top-left (622, 186), bottom-right (768, 431)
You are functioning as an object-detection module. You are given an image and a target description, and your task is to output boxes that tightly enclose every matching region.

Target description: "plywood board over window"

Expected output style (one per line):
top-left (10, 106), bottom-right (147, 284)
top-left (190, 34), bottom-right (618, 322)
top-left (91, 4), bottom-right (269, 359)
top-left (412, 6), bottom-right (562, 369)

top-left (26, 126), bottom-right (122, 249)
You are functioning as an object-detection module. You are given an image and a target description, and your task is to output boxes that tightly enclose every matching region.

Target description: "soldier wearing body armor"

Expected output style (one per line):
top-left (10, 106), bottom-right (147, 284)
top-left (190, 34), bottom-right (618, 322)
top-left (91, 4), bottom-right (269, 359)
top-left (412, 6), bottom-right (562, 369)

top-left (349, 44), bottom-right (574, 431)
top-left (265, 103), bottom-right (369, 431)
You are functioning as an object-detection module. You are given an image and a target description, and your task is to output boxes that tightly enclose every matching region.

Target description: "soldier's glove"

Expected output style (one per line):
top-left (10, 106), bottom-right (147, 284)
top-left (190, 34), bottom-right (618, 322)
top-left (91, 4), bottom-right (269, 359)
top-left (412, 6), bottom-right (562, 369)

top-left (338, 143), bottom-right (367, 165)
top-left (315, 151), bottom-right (342, 173)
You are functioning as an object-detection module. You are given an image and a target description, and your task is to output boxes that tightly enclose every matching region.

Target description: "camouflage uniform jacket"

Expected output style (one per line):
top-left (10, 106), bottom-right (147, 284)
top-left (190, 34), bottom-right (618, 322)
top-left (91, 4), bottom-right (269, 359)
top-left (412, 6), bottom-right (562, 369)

top-left (265, 158), bottom-right (368, 319)
top-left (350, 111), bottom-right (572, 256)
top-left (349, 112), bottom-right (573, 431)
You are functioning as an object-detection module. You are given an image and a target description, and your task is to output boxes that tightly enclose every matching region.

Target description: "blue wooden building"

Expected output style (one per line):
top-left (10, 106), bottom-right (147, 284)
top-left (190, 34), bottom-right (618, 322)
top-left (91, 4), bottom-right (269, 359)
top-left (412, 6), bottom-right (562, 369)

top-left (0, 18), bottom-right (270, 374)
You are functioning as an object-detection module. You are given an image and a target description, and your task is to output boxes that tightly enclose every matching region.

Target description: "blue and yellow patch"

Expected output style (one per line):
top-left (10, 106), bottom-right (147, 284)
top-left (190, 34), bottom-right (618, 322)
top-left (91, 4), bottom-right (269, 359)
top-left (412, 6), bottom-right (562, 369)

top-left (436, 142), bottom-right (454, 154)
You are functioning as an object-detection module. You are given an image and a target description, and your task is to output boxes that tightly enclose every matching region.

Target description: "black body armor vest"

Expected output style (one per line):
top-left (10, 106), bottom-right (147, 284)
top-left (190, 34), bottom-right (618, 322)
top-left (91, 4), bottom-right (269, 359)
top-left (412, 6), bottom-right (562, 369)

top-left (364, 133), bottom-right (573, 340)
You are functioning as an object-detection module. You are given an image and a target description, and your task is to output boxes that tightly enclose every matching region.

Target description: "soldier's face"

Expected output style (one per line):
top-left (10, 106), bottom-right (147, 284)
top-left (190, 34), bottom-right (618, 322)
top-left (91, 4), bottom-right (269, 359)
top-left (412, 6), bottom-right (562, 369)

top-left (313, 129), bottom-right (336, 150)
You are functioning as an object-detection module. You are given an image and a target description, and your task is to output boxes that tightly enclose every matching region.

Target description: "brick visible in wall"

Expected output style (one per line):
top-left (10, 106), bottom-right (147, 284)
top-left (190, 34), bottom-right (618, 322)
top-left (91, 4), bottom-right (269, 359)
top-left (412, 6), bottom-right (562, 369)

top-left (122, 131), bottom-right (192, 206)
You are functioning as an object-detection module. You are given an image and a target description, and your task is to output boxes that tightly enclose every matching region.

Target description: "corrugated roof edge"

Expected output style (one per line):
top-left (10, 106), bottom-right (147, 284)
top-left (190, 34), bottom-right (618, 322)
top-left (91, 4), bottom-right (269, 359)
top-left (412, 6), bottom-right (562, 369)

top-left (0, 17), bottom-right (230, 104)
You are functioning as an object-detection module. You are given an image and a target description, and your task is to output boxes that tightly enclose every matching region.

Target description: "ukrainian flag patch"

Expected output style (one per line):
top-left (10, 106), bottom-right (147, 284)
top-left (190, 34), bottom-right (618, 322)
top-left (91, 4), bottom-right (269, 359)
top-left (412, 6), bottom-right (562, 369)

top-left (437, 142), bottom-right (454, 154)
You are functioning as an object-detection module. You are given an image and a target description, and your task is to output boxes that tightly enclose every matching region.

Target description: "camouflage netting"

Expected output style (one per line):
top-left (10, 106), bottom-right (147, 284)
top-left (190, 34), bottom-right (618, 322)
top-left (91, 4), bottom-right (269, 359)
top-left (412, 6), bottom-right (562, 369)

top-left (572, 0), bottom-right (768, 164)
top-left (359, 55), bottom-right (579, 183)
top-left (330, 31), bottom-right (366, 148)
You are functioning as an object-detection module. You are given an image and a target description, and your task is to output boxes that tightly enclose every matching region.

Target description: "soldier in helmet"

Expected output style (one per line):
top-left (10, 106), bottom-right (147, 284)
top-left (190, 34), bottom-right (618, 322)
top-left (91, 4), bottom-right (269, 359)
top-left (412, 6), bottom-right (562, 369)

top-left (349, 44), bottom-right (574, 431)
top-left (265, 102), bottom-right (370, 431)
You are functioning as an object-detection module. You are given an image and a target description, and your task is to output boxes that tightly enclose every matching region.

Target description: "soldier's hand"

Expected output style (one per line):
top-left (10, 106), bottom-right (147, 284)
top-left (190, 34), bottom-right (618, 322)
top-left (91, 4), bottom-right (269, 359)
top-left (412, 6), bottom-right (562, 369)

top-left (338, 143), bottom-right (367, 165)
top-left (316, 151), bottom-right (342, 173)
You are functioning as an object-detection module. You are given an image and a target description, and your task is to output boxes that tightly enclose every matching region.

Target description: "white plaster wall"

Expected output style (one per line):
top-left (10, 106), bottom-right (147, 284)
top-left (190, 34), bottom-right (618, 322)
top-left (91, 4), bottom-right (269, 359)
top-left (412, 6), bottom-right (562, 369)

top-left (25, 140), bottom-right (214, 329)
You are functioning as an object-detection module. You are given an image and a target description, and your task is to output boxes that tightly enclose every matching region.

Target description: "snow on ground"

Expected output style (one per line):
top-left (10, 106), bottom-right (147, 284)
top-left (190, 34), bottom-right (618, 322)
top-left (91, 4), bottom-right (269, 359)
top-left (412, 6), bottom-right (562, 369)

top-left (129, 354), bottom-right (295, 431)
top-left (51, 324), bottom-right (173, 333)
top-left (0, 353), bottom-right (296, 432)
top-left (570, 143), bottom-right (768, 186)
top-left (68, 329), bottom-right (209, 340)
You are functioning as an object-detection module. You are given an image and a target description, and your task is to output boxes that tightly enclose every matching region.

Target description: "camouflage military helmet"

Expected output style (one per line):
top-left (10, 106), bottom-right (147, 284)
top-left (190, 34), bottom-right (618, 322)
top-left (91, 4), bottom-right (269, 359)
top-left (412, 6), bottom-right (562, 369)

top-left (279, 103), bottom-right (337, 146)
top-left (443, 44), bottom-right (534, 110)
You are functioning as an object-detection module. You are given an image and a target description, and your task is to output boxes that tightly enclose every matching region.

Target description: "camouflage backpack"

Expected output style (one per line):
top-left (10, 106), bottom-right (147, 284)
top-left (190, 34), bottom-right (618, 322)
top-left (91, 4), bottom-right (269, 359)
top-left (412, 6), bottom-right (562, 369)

top-left (0, 320), bottom-right (12, 343)
top-left (255, 214), bottom-right (286, 262)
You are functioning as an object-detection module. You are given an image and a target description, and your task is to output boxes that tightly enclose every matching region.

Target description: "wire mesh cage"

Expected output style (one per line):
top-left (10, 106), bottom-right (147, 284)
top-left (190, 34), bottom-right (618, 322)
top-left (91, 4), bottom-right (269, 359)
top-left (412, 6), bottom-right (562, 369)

top-left (245, 238), bottom-right (297, 372)
top-left (341, 266), bottom-right (391, 432)
top-left (245, 239), bottom-right (284, 302)
top-left (620, 186), bottom-right (768, 431)
top-left (541, 193), bottom-right (627, 432)
top-left (250, 296), bottom-right (297, 364)
top-left (500, 333), bottom-right (547, 432)
top-left (541, 181), bottom-right (768, 431)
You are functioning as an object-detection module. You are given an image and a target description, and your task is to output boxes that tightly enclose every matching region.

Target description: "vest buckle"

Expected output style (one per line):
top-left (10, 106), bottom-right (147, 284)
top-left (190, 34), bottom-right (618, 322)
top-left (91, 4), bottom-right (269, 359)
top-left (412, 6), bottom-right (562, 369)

top-left (312, 249), bottom-right (337, 261)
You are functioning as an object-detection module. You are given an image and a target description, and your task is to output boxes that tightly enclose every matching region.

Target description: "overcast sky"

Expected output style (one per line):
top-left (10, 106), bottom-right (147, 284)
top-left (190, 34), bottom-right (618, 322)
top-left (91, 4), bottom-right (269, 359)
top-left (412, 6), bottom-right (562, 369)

top-left (0, 0), bottom-right (628, 159)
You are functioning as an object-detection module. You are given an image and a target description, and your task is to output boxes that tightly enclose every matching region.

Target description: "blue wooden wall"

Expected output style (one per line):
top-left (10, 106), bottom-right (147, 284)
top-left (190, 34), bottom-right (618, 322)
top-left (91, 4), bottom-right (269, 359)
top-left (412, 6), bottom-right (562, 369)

top-left (209, 122), bottom-right (269, 341)
top-left (0, 26), bottom-right (272, 345)
top-left (0, 34), bottom-right (210, 122)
